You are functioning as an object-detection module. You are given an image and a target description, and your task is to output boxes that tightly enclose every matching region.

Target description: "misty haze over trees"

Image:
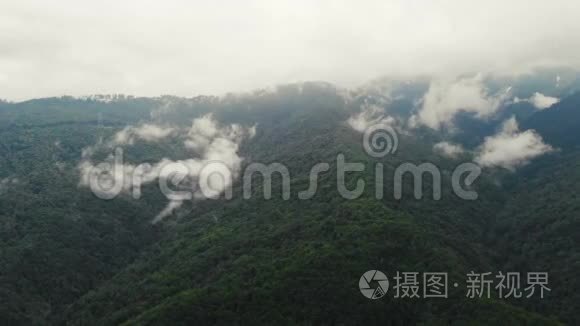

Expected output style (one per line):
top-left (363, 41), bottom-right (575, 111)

top-left (2, 1), bottom-right (580, 325)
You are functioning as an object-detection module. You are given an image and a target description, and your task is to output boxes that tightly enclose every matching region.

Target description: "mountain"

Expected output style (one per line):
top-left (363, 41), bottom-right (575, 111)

top-left (0, 73), bottom-right (578, 324)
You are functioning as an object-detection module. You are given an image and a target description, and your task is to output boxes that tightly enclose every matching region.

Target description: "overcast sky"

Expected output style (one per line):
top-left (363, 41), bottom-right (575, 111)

top-left (1, 0), bottom-right (580, 100)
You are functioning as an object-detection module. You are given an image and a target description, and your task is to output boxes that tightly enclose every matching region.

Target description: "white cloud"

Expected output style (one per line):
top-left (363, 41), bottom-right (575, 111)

top-left (2, 1), bottom-right (580, 100)
top-left (475, 117), bottom-right (554, 170)
top-left (529, 92), bottom-right (559, 109)
top-left (347, 104), bottom-right (395, 133)
top-left (433, 141), bottom-right (465, 158)
top-left (184, 115), bottom-right (256, 164)
top-left (152, 200), bottom-right (184, 224)
top-left (512, 92), bottom-right (559, 110)
top-left (79, 115), bottom-right (256, 222)
top-left (112, 124), bottom-right (175, 145)
top-left (413, 75), bottom-right (508, 129)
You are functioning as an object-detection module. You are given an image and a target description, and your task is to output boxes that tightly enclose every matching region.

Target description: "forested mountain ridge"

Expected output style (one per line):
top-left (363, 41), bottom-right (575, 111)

top-left (0, 72), bottom-right (579, 324)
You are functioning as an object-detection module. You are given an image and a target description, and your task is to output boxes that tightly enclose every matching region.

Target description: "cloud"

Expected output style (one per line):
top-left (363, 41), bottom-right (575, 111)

top-left (80, 122), bottom-right (177, 159)
top-left (529, 92), bottom-right (559, 109)
top-left (433, 141), bottom-right (465, 158)
top-left (111, 123), bottom-right (175, 145)
top-left (152, 200), bottom-right (184, 224)
top-left (347, 104), bottom-right (395, 133)
top-left (513, 92), bottom-right (559, 109)
top-left (413, 75), bottom-right (508, 129)
top-left (184, 114), bottom-right (256, 164)
top-left (78, 115), bottom-right (256, 222)
top-left (2, 1), bottom-right (580, 100)
top-left (475, 117), bottom-right (554, 170)
top-left (184, 115), bottom-right (222, 150)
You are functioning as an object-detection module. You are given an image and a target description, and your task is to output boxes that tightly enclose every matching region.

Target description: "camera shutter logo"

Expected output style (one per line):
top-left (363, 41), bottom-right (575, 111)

top-left (359, 270), bottom-right (389, 299)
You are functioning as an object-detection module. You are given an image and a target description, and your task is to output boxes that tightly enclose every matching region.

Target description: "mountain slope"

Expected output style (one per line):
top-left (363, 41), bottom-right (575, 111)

top-left (0, 81), bottom-right (577, 324)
